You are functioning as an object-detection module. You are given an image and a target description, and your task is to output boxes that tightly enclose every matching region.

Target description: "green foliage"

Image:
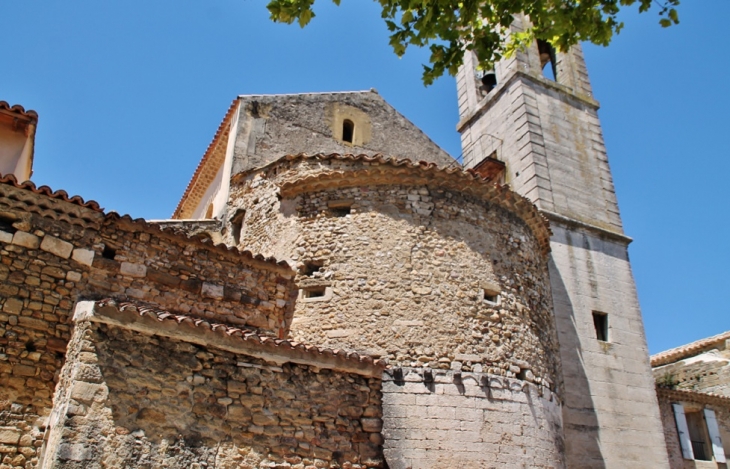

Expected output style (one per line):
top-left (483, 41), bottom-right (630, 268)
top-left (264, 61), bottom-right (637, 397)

top-left (267, 0), bottom-right (679, 85)
top-left (657, 372), bottom-right (678, 389)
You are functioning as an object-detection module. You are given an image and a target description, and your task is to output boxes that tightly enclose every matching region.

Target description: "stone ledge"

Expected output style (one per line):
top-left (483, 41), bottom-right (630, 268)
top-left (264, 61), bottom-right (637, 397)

top-left (73, 300), bottom-right (386, 378)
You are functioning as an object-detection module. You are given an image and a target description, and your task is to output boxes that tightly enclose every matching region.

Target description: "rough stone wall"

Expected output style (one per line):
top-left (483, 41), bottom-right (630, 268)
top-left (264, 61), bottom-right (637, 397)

top-left (226, 159), bottom-right (559, 388)
top-left (653, 346), bottom-right (730, 396)
top-left (231, 92), bottom-right (455, 175)
top-left (381, 367), bottom-right (564, 469)
top-left (42, 319), bottom-right (383, 469)
top-left (0, 182), bottom-right (296, 468)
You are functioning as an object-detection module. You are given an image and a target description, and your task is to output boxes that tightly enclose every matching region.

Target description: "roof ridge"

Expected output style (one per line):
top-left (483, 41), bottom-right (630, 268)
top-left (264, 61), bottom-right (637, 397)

top-left (237, 90), bottom-right (376, 98)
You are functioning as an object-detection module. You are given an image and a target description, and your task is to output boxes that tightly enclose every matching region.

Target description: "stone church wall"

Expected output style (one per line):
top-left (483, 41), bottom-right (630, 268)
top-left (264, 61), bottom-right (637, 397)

top-left (227, 156), bottom-right (559, 388)
top-left (0, 181), bottom-right (296, 468)
top-left (40, 303), bottom-right (383, 469)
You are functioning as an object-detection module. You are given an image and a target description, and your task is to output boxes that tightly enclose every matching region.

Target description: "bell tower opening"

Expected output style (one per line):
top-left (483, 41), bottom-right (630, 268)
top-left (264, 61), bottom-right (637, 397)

top-left (537, 39), bottom-right (557, 81)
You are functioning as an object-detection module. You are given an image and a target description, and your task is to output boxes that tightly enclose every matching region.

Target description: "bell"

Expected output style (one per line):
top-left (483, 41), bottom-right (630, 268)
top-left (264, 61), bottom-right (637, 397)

top-left (481, 72), bottom-right (497, 93)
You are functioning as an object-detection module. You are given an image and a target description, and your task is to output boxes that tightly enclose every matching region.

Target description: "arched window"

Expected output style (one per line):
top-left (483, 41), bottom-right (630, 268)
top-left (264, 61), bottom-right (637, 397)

top-left (342, 119), bottom-right (354, 144)
top-left (231, 209), bottom-right (246, 245)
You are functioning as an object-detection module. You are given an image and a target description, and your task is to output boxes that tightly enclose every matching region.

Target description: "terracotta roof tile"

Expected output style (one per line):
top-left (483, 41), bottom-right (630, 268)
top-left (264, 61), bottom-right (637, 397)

top-left (0, 173), bottom-right (102, 211)
top-left (94, 299), bottom-right (387, 373)
top-left (0, 173), bottom-right (290, 270)
top-left (0, 101), bottom-right (38, 121)
top-left (651, 330), bottom-right (730, 367)
top-left (173, 98), bottom-right (239, 219)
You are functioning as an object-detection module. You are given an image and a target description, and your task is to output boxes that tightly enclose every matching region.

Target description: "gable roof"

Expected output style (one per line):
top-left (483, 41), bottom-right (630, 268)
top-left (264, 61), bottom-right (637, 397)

top-left (172, 90), bottom-right (457, 219)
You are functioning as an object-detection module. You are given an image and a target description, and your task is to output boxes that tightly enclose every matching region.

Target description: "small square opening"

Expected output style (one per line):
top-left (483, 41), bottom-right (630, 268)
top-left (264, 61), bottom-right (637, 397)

top-left (592, 312), bottom-right (608, 342)
top-left (483, 290), bottom-right (499, 304)
top-left (102, 246), bottom-right (117, 260)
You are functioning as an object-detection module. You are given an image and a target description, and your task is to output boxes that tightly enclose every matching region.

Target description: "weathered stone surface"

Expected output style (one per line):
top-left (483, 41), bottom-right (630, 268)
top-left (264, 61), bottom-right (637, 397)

top-left (71, 247), bottom-right (95, 266)
top-left (11, 231), bottom-right (40, 249)
top-left (0, 428), bottom-right (21, 445)
top-left (40, 235), bottom-right (74, 258)
top-left (120, 261), bottom-right (147, 278)
top-left (44, 321), bottom-right (383, 468)
top-left (227, 157), bottom-right (559, 385)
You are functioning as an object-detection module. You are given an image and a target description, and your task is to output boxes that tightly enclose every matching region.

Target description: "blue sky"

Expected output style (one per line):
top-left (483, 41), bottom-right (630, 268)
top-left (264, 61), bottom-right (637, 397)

top-left (1, 1), bottom-right (728, 354)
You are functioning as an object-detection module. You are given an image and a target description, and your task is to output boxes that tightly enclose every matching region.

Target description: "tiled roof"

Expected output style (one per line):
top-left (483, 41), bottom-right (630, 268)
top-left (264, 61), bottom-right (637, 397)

top-left (173, 98), bottom-right (240, 219)
top-left (0, 173), bottom-right (103, 211)
top-left (0, 101), bottom-right (38, 121)
top-left (0, 173), bottom-right (290, 270)
top-left (651, 330), bottom-right (730, 367)
top-left (92, 299), bottom-right (387, 376)
top-left (238, 152), bottom-right (552, 254)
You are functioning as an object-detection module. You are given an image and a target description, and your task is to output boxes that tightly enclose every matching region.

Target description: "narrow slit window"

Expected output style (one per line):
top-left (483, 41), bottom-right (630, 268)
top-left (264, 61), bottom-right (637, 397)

top-left (592, 311), bottom-right (608, 342)
top-left (537, 40), bottom-right (557, 81)
top-left (342, 119), bottom-right (354, 144)
top-left (231, 209), bottom-right (246, 246)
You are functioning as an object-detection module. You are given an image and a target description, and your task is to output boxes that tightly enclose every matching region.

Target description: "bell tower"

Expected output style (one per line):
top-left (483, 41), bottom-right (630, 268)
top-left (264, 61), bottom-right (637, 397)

top-left (456, 17), bottom-right (670, 468)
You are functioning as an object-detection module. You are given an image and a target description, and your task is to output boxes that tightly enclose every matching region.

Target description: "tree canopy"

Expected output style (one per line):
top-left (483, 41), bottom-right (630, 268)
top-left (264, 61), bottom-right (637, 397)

top-left (267, 0), bottom-right (679, 85)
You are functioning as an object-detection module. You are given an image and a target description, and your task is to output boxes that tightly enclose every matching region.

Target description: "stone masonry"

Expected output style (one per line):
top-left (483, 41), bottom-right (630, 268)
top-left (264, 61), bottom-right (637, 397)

top-left (456, 15), bottom-right (670, 468)
top-left (41, 300), bottom-right (384, 469)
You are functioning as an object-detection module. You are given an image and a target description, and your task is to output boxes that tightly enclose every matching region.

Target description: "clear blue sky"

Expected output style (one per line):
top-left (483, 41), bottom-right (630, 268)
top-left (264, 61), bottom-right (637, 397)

top-left (2, 1), bottom-right (728, 354)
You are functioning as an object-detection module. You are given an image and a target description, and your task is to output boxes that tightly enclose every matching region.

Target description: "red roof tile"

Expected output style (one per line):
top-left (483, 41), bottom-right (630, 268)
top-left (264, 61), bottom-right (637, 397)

top-left (0, 101), bottom-right (38, 121)
top-left (94, 299), bottom-right (387, 374)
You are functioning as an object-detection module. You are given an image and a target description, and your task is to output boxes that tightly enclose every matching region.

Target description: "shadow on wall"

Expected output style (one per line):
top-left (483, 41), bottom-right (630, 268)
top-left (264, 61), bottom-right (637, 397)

top-left (549, 256), bottom-right (606, 468)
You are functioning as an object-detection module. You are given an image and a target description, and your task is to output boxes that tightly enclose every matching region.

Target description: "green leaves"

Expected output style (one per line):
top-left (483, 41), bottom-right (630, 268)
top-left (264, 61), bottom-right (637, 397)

top-left (266, 0), bottom-right (681, 85)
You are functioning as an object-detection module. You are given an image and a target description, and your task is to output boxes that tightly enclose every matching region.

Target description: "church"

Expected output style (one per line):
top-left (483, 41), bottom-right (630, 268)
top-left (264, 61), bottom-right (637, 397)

top-left (0, 16), bottom-right (720, 469)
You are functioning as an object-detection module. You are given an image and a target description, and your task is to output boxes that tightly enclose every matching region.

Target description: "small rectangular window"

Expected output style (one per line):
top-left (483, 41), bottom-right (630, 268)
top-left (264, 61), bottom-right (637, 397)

top-left (483, 290), bottom-right (499, 304)
top-left (302, 286), bottom-right (326, 299)
top-left (328, 199), bottom-right (354, 217)
top-left (592, 312), bottom-right (608, 342)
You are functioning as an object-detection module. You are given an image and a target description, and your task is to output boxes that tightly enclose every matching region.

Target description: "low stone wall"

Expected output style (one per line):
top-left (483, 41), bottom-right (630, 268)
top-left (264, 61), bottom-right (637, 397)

top-left (381, 368), bottom-right (564, 469)
top-left (0, 180), bottom-right (296, 468)
top-left (40, 301), bottom-right (384, 469)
